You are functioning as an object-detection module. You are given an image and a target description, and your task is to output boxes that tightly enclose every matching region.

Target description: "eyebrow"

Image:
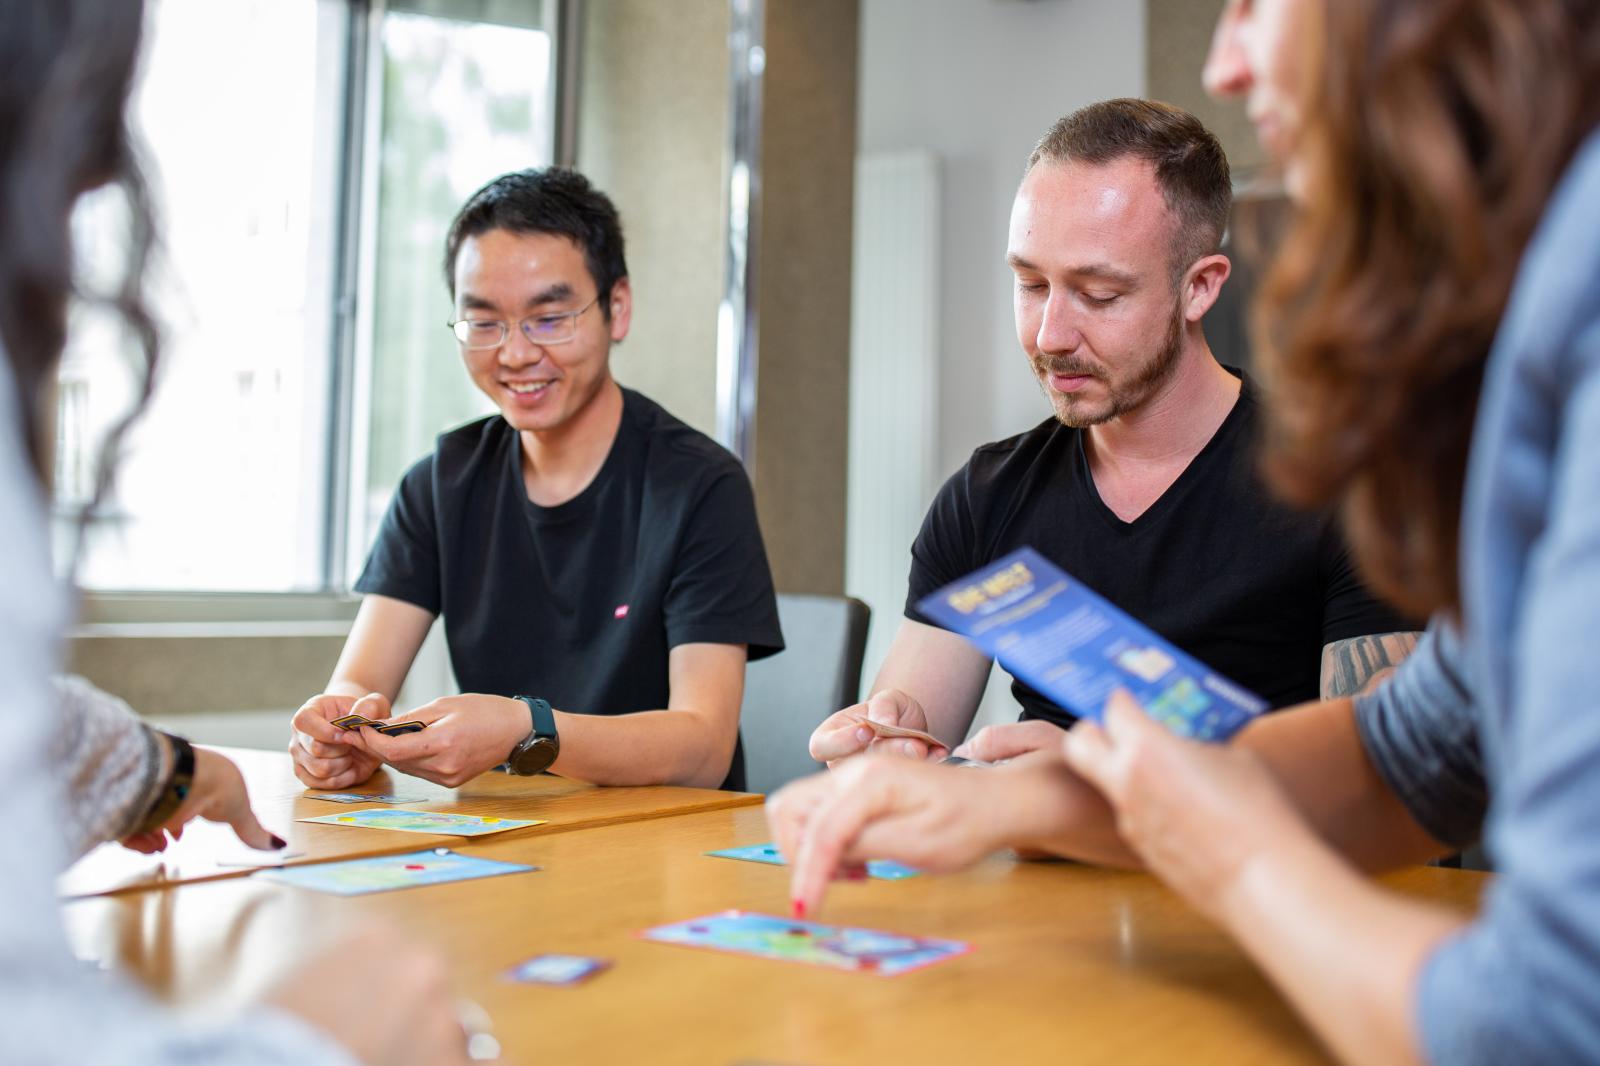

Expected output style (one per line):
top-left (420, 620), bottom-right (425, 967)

top-left (1006, 254), bottom-right (1138, 288)
top-left (458, 282), bottom-right (579, 314)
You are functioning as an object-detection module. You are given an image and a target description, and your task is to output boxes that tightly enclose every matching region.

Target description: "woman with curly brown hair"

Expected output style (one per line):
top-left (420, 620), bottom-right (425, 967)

top-left (769, 2), bottom-right (1600, 1061)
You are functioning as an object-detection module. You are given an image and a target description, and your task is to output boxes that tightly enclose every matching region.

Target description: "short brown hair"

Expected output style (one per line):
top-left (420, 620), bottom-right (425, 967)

top-left (1029, 98), bottom-right (1232, 278)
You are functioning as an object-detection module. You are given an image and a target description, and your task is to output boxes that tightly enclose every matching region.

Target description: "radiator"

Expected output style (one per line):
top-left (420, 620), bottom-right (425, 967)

top-left (845, 151), bottom-right (941, 697)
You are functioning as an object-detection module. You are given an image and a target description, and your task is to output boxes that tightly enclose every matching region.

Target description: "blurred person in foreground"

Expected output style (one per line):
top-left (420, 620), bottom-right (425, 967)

top-left (0, 2), bottom-right (470, 1062)
top-left (769, 2), bottom-right (1600, 1063)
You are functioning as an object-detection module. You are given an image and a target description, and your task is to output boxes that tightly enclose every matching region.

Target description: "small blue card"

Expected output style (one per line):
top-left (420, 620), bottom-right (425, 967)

top-left (707, 843), bottom-right (920, 880)
top-left (503, 954), bottom-right (611, 986)
top-left (255, 848), bottom-right (538, 895)
top-left (917, 546), bottom-right (1266, 742)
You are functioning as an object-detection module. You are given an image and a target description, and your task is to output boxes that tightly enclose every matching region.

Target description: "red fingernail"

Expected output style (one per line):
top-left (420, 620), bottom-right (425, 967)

top-left (792, 899), bottom-right (807, 919)
top-left (270, 835), bottom-right (287, 850)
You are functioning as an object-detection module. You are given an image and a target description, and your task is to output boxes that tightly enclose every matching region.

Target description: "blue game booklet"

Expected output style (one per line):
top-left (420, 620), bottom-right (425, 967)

top-left (917, 547), bottom-right (1266, 742)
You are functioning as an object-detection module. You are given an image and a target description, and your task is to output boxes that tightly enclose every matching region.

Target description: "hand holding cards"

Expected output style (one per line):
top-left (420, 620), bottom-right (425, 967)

top-left (849, 712), bottom-right (944, 749)
top-left (918, 547), bottom-right (1266, 742)
top-left (331, 712), bottom-right (427, 737)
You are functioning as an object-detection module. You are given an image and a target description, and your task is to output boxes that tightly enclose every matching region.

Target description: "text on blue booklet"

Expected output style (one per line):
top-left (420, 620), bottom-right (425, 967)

top-left (917, 547), bottom-right (1266, 742)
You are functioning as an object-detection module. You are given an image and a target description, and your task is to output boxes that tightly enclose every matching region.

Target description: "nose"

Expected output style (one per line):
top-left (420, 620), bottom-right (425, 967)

top-left (1035, 291), bottom-right (1084, 356)
top-left (497, 324), bottom-right (547, 368)
top-left (1202, 0), bottom-right (1253, 100)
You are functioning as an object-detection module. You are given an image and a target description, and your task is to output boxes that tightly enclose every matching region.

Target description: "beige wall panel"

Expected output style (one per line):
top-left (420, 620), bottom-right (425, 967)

top-left (752, 0), bottom-right (858, 595)
top-left (578, 0), bottom-right (730, 436)
top-left (1146, 0), bottom-right (1265, 177)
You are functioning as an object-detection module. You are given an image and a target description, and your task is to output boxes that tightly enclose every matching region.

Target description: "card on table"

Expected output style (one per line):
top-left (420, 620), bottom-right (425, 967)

top-left (707, 843), bottom-right (920, 880)
top-left (255, 848), bottom-right (537, 895)
top-left (303, 791), bottom-right (429, 804)
top-left (917, 546), bottom-right (1267, 742)
top-left (503, 954), bottom-right (611, 986)
top-left (329, 713), bottom-right (426, 736)
top-left (298, 808), bottom-right (545, 836)
top-left (641, 911), bottom-right (969, 976)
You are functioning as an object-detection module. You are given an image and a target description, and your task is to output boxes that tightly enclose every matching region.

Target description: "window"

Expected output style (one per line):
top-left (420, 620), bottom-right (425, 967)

top-left (57, 0), bottom-right (558, 593)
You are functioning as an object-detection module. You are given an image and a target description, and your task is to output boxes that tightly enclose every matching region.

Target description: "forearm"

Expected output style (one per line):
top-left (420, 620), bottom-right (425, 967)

top-left (550, 708), bottom-right (738, 789)
top-left (994, 752), bottom-right (1142, 867)
top-left (50, 676), bottom-right (170, 858)
top-left (1239, 699), bottom-right (1449, 871)
top-left (1220, 831), bottom-right (1464, 1066)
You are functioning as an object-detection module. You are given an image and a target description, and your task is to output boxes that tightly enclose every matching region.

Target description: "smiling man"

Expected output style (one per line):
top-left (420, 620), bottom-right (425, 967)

top-left (810, 99), bottom-right (1413, 767)
top-left (290, 168), bottom-right (783, 792)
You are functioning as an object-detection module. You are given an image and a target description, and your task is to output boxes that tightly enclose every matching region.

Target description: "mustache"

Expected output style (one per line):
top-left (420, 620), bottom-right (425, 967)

top-left (1032, 356), bottom-right (1106, 380)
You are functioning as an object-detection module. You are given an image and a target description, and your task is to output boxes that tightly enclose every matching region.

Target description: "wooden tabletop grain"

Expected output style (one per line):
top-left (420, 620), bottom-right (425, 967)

top-left (58, 746), bottom-right (762, 898)
top-left (61, 803), bottom-right (1489, 1065)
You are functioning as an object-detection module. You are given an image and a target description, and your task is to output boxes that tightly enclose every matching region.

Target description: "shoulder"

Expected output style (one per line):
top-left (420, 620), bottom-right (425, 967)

top-left (427, 415), bottom-right (513, 484)
top-left (624, 388), bottom-right (748, 487)
top-left (1500, 127), bottom-right (1600, 379)
top-left (951, 416), bottom-right (1071, 494)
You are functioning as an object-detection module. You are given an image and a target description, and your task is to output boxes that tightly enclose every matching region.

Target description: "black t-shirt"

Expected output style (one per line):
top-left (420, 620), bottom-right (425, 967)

top-left (356, 387), bottom-right (785, 790)
top-left (907, 375), bottom-right (1411, 727)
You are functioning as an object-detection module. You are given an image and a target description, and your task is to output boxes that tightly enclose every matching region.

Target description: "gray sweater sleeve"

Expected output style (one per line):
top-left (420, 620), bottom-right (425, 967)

top-left (1353, 621), bottom-right (1488, 849)
top-left (0, 364), bottom-right (356, 1065)
top-left (48, 675), bottom-right (169, 860)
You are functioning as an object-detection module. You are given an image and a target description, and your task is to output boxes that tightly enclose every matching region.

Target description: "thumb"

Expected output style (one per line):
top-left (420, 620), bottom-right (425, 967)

top-left (1062, 719), bottom-right (1117, 797)
top-left (1103, 688), bottom-right (1159, 743)
top-left (352, 691), bottom-right (390, 719)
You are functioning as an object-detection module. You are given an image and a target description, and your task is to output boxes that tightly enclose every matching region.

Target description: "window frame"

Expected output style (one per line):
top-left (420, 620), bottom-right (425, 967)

top-left (78, 0), bottom-right (573, 621)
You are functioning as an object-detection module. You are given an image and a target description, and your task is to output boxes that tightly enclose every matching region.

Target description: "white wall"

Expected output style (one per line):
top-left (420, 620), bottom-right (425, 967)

top-left (852, 0), bottom-right (1146, 732)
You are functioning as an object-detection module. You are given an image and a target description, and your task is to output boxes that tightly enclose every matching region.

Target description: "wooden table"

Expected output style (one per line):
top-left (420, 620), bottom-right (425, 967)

top-left (62, 804), bottom-right (1489, 1065)
top-left (59, 747), bottom-right (762, 898)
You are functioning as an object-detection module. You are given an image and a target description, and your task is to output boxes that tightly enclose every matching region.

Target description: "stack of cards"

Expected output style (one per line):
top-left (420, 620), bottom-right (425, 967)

top-left (330, 713), bottom-right (426, 737)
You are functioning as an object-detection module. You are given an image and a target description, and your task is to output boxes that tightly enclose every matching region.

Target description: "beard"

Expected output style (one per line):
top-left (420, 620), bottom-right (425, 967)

top-left (1032, 299), bottom-right (1186, 428)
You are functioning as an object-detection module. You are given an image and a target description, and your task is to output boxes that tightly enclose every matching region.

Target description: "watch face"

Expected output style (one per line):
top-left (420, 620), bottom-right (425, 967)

top-left (511, 736), bottom-right (559, 776)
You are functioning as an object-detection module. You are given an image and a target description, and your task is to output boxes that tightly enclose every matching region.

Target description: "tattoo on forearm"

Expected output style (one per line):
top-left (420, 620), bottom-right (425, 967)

top-left (1320, 632), bottom-right (1421, 699)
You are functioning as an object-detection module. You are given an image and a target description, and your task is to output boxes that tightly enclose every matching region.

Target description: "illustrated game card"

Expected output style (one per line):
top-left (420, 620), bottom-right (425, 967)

top-left (641, 911), bottom-right (969, 976)
top-left (303, 791), bottom-right (429, 804)
top-left (298, 809), bottom-right (545, 836)
top-left (707, 843), bottom-right (920, 881)
top-left (917, 547), bottom-right (1266, 742)
top-left (503, 954), bottom-right (612, 986)
top-left (255, 848), bottom-right (537, 896)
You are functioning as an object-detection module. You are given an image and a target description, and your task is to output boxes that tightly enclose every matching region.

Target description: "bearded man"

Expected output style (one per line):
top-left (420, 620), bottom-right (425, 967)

top-left (812, 99), bottom-right (1414, 768)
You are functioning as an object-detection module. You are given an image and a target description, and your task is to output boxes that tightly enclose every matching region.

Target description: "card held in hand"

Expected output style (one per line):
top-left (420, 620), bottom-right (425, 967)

top-left (916, 546), bottom-right (1266, 742)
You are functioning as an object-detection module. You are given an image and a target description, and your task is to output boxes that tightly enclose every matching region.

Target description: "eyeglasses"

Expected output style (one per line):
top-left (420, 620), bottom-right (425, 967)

top-left (448, 295), bottom-right (600, 349)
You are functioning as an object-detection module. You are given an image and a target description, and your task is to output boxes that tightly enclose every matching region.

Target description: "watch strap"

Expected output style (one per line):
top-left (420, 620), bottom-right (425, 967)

top-left (517, 696), bottom-right (557, 740)
top-left (136, 732), bottom-right (195, 834)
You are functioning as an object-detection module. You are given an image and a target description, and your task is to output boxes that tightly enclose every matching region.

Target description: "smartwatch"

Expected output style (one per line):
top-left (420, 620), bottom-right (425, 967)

top-left (506, 696), bottom-right (560, 776)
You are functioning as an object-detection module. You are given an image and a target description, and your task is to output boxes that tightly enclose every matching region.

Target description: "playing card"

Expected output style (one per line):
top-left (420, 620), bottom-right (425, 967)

top-left (707, 843), bottom-right (920, 880)
top-left (298, 809), bottom-right (545, 836)
top-left (641, 911), bottom-right (968, 976)
top-left (503, 954), bottom-right (611, 986)
top-left (303, 791), bottom-right (428, 804)
top-left (256, 848), bottom-right (536, 895)
top-left (850, 713), bottom-right (944, 748)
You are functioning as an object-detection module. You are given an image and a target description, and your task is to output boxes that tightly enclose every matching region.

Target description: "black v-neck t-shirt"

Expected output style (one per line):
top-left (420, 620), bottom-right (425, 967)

top-left (907, 375), bottom-right (1410, 726)
top-left (355, 388), bottom-right (784, 790)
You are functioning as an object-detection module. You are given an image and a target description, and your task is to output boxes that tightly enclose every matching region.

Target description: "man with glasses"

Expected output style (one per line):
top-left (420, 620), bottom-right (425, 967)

top-left (289, 168), bottom-right (783, 793)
